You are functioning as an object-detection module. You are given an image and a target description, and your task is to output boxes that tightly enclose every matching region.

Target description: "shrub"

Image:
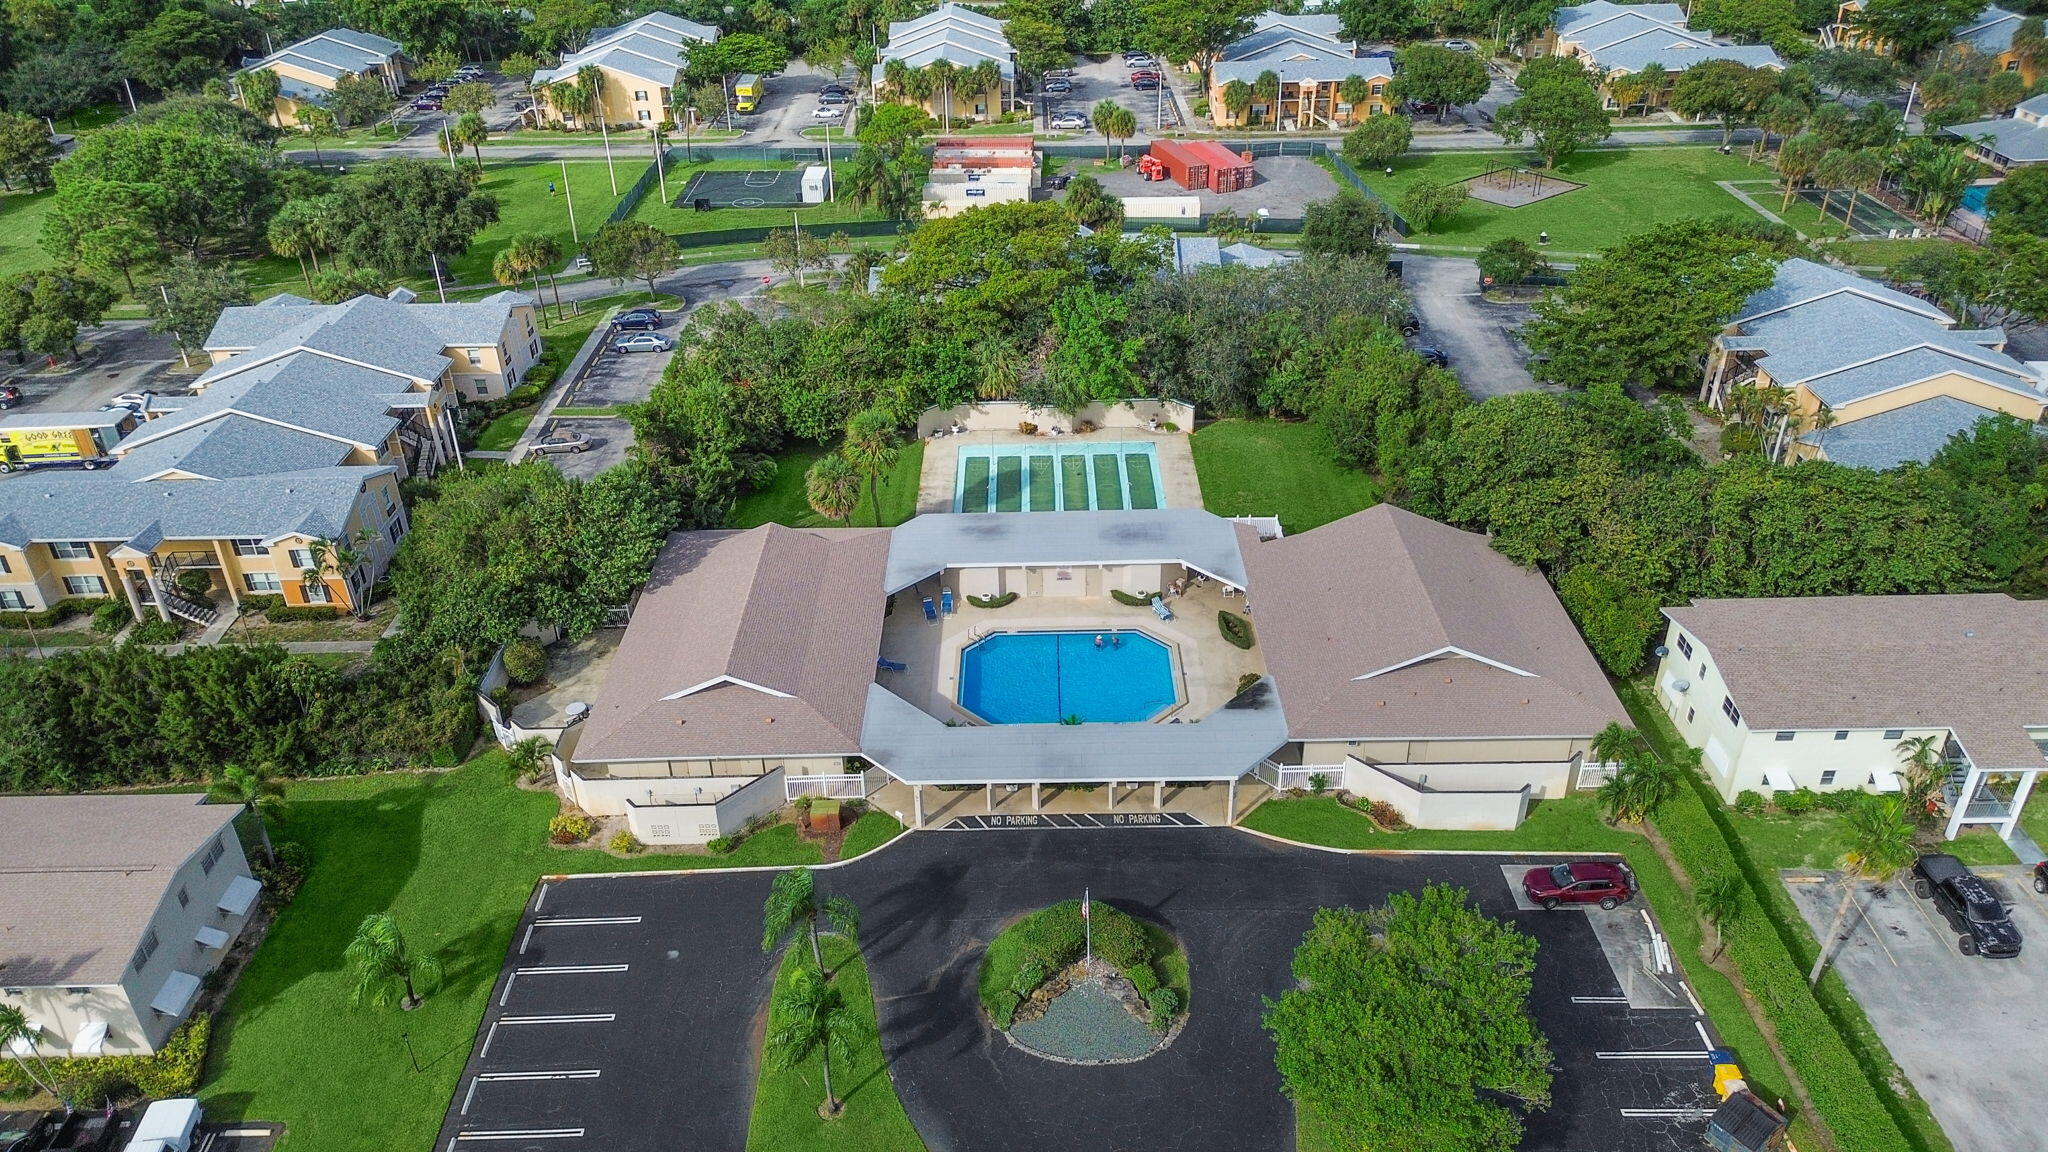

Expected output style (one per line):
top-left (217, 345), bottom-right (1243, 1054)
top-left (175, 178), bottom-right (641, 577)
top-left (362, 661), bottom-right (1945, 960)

top-left (1146, 987), bottom-right (1182, 1029)
top-left (706, 835), bottom-right (735, 854)
top-left (505, 382), bottom-right (544, 406)
top-left (173, 570), bottom-right (213, 601)
top-left (255, 840), bottom-right (311, 905)
top-left (967, 591), bottom-right (1018, 609)
top-left (548, 810), bottom-right (597, 844)
top-left (1017, 421), bottom-right (1038, 435)
top-left (238, 594), bottom-right (285, 612)
top-left (1218, 610), bottom-right (1254, 649)
top-left (265, 604), bottom-right (344, 622)
top-left (502, 638), bottom-right (548, 686)
top-left (1309, 772), bottom-right (1331, 794)
top-left (1074, 419), bottom-right (1097, 433)
top-left (1085, 904), bottom-right (1152, 970)
top-left (1774, 787), bottom-right (1821, 815)
top-left (990, 990), bottom-right (1021, 1028)
top-left (1366, 799), bottom-right (1410, 831)
top-left (1126, 963), bottom-right (1160, 999)
top-left (507, 736), bottom-right (553, 783)
top-left (92, 599), bottom-right (133, 634)
top-left (1011, 961), bottom-right (1046, 997)
top-left (1817, 788), bottom-right (1868, 813)
top-left (132, 619), bottom-right (184, 645)
top-left (0, 1016), bottom-right (209, 1099)
top-left (0, 598), bottom-right (100, 630)
top-left (608, 830), bottom-right (644, 854)
top-left (1236, 672), bottom-right (1263, 695)
top-left (1110, 589), bottom-right (1159, 606)
top-left (1733, 789), bottom-right (1766, 815)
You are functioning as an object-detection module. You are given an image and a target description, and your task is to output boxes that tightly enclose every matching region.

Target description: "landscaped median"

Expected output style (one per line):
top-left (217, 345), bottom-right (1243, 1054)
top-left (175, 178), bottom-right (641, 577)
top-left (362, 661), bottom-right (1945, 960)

top-left (749, 934), bottom-right (922, 1152)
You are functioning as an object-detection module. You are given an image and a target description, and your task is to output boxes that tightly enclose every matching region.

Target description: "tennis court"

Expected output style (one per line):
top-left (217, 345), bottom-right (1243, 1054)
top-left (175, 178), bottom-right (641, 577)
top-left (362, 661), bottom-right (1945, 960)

top-left (956, 442), bottom-right (1163, 513)
top-left (675, 168), bottom-right (806, 208)
top-left (1792, 188), bottom-right (1919, 237)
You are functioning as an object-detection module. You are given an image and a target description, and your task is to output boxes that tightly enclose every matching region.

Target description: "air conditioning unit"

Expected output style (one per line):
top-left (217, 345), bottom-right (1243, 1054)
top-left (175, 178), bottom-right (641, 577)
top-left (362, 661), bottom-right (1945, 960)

top-left (1653, 645), bottom-right (1670, 658)
top-left (1672, 679), bottom-right (1693, 693)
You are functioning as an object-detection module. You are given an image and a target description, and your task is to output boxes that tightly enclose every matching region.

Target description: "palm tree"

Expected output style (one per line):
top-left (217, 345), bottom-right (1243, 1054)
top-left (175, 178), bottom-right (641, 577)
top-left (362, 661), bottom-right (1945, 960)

top-left (841, 409), bottom-right (899, 525)
top-left (1253, 70), bottom-right (1281, 128)
top-left (1835, 148), bottom-right (1886, 233)
top-left (1597, 741), bottom-right (1687, 824)
top-left (268, 211), bottom-right (319, 289)
top-left (767, 963), bottom-right (873, 1116)
top-left (1776, 133), bottom-right (1825, 212)
top-left (1695, 871), bottom-right (1742, 962)
top-left (0, 1004), bottom-right (64, 1105)
top-left (1092, 98), bottom-right (1121, 159)
top-left (299, 106), bottom-right (337, 169)
top-left (452, 111), bottom-right (490, 168)
top-left (1103, 105), bottom-right (1137, 161)
top-left (883, 57), bottom-right (912, 103)
top-left (1894, 735), bottom-right (1948, 822)
top-left (925, 59), bottom-right (958, 131)
top-left (495, 233), bottom-right (562, 322)
top-left (208, 763), bottom-right (285, 865)
top-left (345, 913), bottom-right (442, 1010)
top-left (965, 60), bottom-right (1002, 117)
top-left (241, 67), bottom-right (283, 127)
top-left (1589, 721), bottom-right (1636, 766)
top-left (762, 866), bottom-right (861, 972)
top-left (804, 455), bottom-right (862, 524)
top-left (1221, 80), bottom-right (1253, 127)
top-left (1807, 795), bottom-right (1917, 987)
top-left (576, 64), bottom-right (607, 132)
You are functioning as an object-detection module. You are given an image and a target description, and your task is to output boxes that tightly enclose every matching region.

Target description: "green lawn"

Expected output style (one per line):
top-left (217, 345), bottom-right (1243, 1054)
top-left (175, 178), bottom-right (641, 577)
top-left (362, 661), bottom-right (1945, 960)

top-left (748, 934), bottom-right (923, 1152)
top-left (629, 158), bottom-right (887, 235)
top-left (1190, 419), bottom-right (1378, 534)
top-left (0, 189), bottom-right (55, 278)
top-left (473, 405), bottom-right (538, 451)
top-left (730, 441), bottom-right (926, 529)
top-left (449, 160), bottom-right (648, 285)
top-left (1362, 147), bottom-right (1767, 252)
top-left (198, 752), bottom-right (827, 1152)
top-left (1827, 236), bottom-right (1963, 269)
top-left (1243, 792), bottom-right (1816, 1150)
top-left (839, 810), bottom-right (906, 859)
top-left (1728, 806), bottom-right (2015, 871)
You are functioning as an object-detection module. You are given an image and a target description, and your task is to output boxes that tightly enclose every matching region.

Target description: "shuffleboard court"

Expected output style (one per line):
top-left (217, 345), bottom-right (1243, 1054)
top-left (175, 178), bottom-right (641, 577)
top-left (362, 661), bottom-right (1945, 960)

top-left (994, 455), bottom-right (1024, 512)
top-left (1028, 456), bottom-right (1055, 510)
top-left (1125, 452), bottom-right (1159, 509)
top-left (1060, 455), bottom-right (1092, 509)
top-left (960, 456), bottom-right (992, 513)
top-left (1092, 453), bottom-right (1124, 510)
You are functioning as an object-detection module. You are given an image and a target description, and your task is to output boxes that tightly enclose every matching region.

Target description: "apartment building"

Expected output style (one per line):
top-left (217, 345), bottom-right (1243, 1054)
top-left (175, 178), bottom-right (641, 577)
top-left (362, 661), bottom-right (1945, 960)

top-left (233, 27), bottom-right (407, 127)
top-left (1209, 13), bottom-right (1393, 129)
top-left (1701, 259), bottom-right (2047, 468)
top-left (1945, 92), bottom-right (2048, 171)
top-left (872, 4), bottom-right (1015, 123)
top-left (1541, 2), bottom-right (1782, 111)
top-left (532, 12), bottom-right (721, 128)
top-left (0, 794), bottom-right (258, 1057)
top-left (1831, 1), bottom-right (2037, 85)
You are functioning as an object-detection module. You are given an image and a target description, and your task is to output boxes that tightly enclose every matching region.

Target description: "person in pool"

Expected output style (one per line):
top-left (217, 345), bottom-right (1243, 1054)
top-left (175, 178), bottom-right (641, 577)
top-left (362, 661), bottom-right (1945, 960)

top-left (1094, 634), bottom-right (1105, 648)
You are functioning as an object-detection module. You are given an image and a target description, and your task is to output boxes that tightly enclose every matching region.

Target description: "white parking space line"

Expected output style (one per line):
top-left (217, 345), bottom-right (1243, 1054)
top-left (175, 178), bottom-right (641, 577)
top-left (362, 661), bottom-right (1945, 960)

top-left (462, 1070), bottom-right (601, 1113)
top-left (1621, 1108), bottom-right (1717, 1119)
top-left (1571, 995), bottom-right (1630, 1004)
top-left (1594, 1051), bottom-right (1712, 1060)
top-left (480, 1013), bottom-right (617, 1059)
top-left (535, 916), bottom-right (643, 926)
top-left (449, 1129), bottom-right (584, 1147)
top-left (1695, 1021), bottom-right (1713, 1050)
top-left (498, 964), bottom-right (629, 1006)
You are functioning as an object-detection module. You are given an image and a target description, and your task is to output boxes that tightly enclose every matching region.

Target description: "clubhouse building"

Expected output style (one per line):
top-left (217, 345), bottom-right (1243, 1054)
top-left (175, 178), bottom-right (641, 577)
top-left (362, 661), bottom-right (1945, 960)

top-left (558, 505), bottom-right (1627, 843)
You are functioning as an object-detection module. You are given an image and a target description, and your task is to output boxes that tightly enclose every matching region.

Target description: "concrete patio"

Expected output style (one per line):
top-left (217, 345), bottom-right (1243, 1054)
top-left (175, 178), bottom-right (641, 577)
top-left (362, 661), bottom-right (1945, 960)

top-left (509, 630), bottom-right (622, 729)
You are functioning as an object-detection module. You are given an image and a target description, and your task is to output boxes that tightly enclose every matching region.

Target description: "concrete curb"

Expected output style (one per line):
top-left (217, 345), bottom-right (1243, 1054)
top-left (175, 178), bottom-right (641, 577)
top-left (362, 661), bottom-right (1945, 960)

top-left (508, 302), bottom-right (625, 463)
top-left (540, 824), bottom-right (921, 882)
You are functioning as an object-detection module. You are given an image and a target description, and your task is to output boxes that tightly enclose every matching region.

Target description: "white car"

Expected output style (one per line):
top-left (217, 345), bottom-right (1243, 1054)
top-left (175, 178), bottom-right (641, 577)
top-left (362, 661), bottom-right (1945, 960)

top-left (611, 332), bottom-right (674, 353)
top-left (1049, 112), bottom-right (1089, 130)
top-left (812, 105), bottom-right (847, 119)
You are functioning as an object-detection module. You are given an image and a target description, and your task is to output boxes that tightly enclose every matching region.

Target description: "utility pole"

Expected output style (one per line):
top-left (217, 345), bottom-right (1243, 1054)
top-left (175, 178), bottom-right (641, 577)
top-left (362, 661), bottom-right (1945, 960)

top-left (792, 211), bottom-right (805, 287)
top-left (442, 122), bottom-right (458, 171)
top-left (652, 126), bottom-right (669, 204)
top-left (560, 159), bottom-right (580, 243)
top-left (159, 284), bottom-right (192, 369)
top-left (431, 253), bottom-right (447, 303)
top-left (822, 124), bottom-right (835, 201)
top-left (599, 110), bottom-right (617, 194)
top-left (121, 78), bottom-right (138, 113)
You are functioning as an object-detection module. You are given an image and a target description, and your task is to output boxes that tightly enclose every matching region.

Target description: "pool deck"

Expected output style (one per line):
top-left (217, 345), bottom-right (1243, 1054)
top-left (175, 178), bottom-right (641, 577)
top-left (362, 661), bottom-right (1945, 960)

top-left (876, 580), bottom-right (1265, 728)
top-left (916, 427), bottom-right (1201, 514)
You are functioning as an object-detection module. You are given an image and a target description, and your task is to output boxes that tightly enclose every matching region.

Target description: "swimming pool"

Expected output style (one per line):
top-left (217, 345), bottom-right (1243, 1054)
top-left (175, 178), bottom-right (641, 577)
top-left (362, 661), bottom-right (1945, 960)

top-left (954, 442), bottom-right (1163, 513)
top-left (1962, 184), bottom-right (1994, 215)
top-left (957, 630), bottom-right (1178, 724)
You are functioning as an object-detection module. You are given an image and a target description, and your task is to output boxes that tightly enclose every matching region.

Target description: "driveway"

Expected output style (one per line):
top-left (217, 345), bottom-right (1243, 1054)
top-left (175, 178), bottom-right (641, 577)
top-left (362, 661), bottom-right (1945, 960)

top-left (1401, 254), bottom-right (1543, 398)
top-left (4, 321), bottom-right (185, 414)
top-left (1787, 867), bottom-right (2048, 1152)
top-left (441, 830), bottom-right (1720, 1152)
top-left (535, 416), bottom-right (632, 478)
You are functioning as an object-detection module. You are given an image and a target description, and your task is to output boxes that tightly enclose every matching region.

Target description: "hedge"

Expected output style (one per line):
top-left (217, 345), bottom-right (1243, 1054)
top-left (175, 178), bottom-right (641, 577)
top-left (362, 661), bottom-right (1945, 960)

top-left (1110, 589), bottom-right (1159, 607)
top-left (967, 592), bottom-right (1018, 609)
top-left (1218, 610), bottom-right (1254, 649)
top-left (265, 604), bottom-right (344, 622)
top-left (1650, 764), bottom-right (1916, 1152)
top-left (0, 598), bottom-right (108, 630)
top-left (0, 1015), bottom-right (209, 1100)
top-left (977, 900), bottom-right (1154, 1026)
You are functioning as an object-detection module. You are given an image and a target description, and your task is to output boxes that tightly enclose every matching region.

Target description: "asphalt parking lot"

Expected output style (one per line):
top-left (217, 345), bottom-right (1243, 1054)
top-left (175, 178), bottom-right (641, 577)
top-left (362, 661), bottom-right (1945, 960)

top-left (1084, 154), bottom-right (1339, 217)
top-left (563, 340), bottom-right (673, 409)
top-left (3, 322), bottom-right (183, 415)
top-left (1035, 54), bottom-right (1183, 135)
top-left (534, 417), bottom-right (633, 478)
top-left (1402, 253), bottom-right (1545, 398)
top-left (1787, 866), bottom-right (2048, 1152)
top-left (440, 830), bottom-right (1722, 1152)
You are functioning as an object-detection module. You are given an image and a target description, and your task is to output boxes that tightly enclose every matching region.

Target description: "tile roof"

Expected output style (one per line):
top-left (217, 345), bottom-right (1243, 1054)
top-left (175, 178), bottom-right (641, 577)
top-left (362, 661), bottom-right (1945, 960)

top-left (1664, 594), bottom-right (2048, 769)
top-left (572, 525), bottom-right (894, 763)
top-left (0, 465), bottom-right (386, 548)
top-left (0, 794), bottom-right (241, 986)
top-left (1801, 395), bottom-right (2000, 469)
top-left (1241, 504), bottom-right (1625, 742)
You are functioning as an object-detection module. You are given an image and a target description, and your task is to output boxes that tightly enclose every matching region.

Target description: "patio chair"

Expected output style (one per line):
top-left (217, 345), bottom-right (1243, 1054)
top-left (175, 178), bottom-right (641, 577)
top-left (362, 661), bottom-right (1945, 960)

top-left (922, 596), bottom-right (938, 622)
top-left (1151, 595), bottom-right (1174, 622)
top-left (877, 657), bottom-right (907, 672)
top-left (941, 587), bottom-right (956, 615)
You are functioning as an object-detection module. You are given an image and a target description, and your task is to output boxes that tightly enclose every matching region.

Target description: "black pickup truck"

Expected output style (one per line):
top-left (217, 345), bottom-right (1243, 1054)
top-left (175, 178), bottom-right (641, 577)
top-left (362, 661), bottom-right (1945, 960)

top-left (1913, 853), bottom-right (2022, 958)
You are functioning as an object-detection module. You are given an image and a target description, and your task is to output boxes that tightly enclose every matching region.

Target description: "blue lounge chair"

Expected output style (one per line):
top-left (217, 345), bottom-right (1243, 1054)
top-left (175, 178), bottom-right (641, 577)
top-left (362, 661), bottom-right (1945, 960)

top-left (1151, 595), bottom-right (1174, 621)
top-left (877, 657), bottom-right (907, 672)
top-left (941, 587), bottom-right (956, 615)
top-left (922, 596), bottom-right (938, 622)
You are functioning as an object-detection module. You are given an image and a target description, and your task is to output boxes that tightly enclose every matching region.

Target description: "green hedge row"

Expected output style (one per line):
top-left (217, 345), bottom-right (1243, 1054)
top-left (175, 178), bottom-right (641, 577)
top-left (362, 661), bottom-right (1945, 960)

top-left (977, 900), bottom-right (1153, 1027)
top-left (1110, 589), bottom-right (1159, 607)
top-left (0, 1016), bottom-right (208, 1100)
top-left (1652, 777), bottom-right (1915, 1152)
top-left (0, 597), bottom-right (111, 630)
top-left (967, 592), bottom-right (1018, 609)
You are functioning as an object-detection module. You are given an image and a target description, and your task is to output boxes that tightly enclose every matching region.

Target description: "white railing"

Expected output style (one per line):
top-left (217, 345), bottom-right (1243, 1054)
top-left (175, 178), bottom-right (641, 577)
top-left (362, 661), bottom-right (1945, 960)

top-left (786, 773), bottom-right (872, 800)
top-left (1576, 761), bottom-right (1621, 790)
top-left (1254, 759), bottom-right (1323, 791)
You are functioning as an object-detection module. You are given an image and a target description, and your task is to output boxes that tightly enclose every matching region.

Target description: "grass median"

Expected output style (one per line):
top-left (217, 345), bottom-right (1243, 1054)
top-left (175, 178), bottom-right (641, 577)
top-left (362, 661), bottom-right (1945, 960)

top-left (748, 934), bottom-right (923, 1152)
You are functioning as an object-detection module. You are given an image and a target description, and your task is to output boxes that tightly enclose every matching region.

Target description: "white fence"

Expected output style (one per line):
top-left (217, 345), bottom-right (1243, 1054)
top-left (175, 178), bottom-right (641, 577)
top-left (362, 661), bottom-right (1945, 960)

top-left (786, 771), bottom-right (878, 800)
top-left (916, 398), bottom-right (1197, 439)
top-left (1253, 760), bottom-right (1324, 791)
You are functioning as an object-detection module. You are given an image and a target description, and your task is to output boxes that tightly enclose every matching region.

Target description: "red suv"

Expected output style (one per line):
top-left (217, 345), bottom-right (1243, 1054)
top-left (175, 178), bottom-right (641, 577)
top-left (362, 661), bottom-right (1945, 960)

top-left (1523, 861), bottom-right (1636, 910)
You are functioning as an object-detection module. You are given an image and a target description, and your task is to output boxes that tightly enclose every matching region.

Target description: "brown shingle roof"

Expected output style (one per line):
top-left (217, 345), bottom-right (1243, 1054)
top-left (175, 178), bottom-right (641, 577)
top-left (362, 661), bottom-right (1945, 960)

top-left (572, 524), bottom-right (892, 763)
top-left (1664, 594), bottom-right (2048, 769)
top-left (1242, 505), bottom-right (1625, 741)
top-left (0, 794), bottom-right (240, 986)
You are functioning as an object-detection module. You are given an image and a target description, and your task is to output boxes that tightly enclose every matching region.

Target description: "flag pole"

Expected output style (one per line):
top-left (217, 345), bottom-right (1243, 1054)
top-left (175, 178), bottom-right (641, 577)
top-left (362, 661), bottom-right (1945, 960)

top-left (1083, 887), bottom-right (1092, 962)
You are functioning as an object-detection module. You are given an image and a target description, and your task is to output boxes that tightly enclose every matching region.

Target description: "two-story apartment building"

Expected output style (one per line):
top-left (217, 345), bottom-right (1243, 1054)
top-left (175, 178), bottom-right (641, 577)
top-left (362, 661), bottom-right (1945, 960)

top-left (1209, 13), bottom-right (1393, 129)
top-left (0, 794), bottom-right (259, 1057)
top-left (872, 4), bottom-right (1015, 123)
top-left (1539, 2), bottom-right (1783, 112)
top-left (233, 27), bottom-right (407, 127)
top-left (1700, 259), bottom-right (2048, 468)
top-left (1652, 595), bottom-right (2048, 841)
top-left (1831, 1), bottom-right (2036, 84)
top-left (532, 12), bottom-right (720, 129)
top-left (1946, 92), bottom-right (2048, 170)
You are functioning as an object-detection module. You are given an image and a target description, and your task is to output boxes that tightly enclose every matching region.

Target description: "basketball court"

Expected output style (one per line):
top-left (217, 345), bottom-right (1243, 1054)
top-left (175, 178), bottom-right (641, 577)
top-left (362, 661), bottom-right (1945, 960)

top-left (674, 168), bottom-right (805, 209)
top-left (1462, 164), bottom-right (1584, 207)
top-left (1789, 187), bottom-right (1919, 237)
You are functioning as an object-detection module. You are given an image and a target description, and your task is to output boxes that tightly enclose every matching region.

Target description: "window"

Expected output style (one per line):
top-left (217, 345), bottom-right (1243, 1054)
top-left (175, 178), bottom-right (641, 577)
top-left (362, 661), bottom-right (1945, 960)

top-left (62, 575), bottom-right (106, 596)
top-left (1720, 696), bottom-right (1741, 726)
top-left (288, 548), bottom-right (314, 570)
top-left (1675, 633), bottom-right (1692, 659)
top-left (1370, 83), bottom-right (1384, 95)
top-left (530, 338), bottom-right (541, 357)
top-left (1834, 730), bottom-right (1849, 741)
top-left (633, 90), bottom-right (649, 101)
top-left (1775, 731), bottom-right (1795, 742)
top-left (49, 541), bottom-right (92, 560)
top-left (176, 887), bottom-right (190, 909)
top-left (465, 348), bottom-right (483, 366)
top-left (1686, 707), bottom-right (1696, 723)
top-left (304, 583), bottom-right (333, 604)
top-left (0, 591), bottom-right (25, 611)
top-left (475, 381), bottom-right (492, 397)
top-left (637, 109), bottom-right (653, 121)
top-left (387, 521), bottom-right (404, 544)
top-left (198, 835), bottom-right (226, 875)
top-left (242, 572), bottom-right (282, 593)
top-left (1884, 729), bottom-right (1904, 740)
top-left (132, 928), bottom-right (160, 973)
top-left (1698, 663), bottom-right (1706, 678)
top-left (0, 555), bottom-right (9, 574)
top-left (1819, 770), bottom-right (1838, 786)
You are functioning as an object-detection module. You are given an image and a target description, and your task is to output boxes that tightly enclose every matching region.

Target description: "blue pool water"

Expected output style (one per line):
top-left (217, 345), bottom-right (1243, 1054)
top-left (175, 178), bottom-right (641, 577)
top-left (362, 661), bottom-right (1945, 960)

top-left (1962, 185), bottom-right (1993, 215)
top-left (958, 630), bottom-right (1177, 724)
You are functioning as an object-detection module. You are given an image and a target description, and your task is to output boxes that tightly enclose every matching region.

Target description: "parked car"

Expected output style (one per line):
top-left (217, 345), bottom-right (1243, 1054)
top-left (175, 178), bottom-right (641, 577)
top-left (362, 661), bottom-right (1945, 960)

top-left (3, 1112), bottom-right (57, 1152)
top-left (1044, 173), bottom-right (1073, 190)
top-left (123, 1100), bottom-right (199, 1152)
top-left (1913, 853), bottom-right (2022, 957)
top-left (1129, 69), bottom-right (1161, 81)
top-left (0, 383), bottom-right (20, 409)
top-left (1522, 861), bottom-right (1636, 909)
top-left (1049, 112), bottom-right (1089, 130)
top-left (1044, 67), bottom-right (1076, 77)
top-left (1042, 78), bottom-right (1073, 93)
top-left (1121, 48), bottom-right (1150, 60)
top-left (819, 90), bottom-right (850, 105)
top-left (820, 82), bottom-right (851, 96)
top-left (812, 104), bottom-right (847, 118)
top-left (1413, 345), bottom-right (1449, 368)
top-left (411, 99), bottom-right (442, 111)
top-left (1127, 55), bottom-right (1158, 69)
top-left (1132, 78), bottom-right (1160, 91)
top-left (611, 311), bottom-right (661, 331)
top-left (530, 431), bottom-right (593, 455)
top-left (1442, 38), bottom-right (1477, 50)
top-left (2035, 860), bottom-right (2047, 894)
top-left (611, 332), bottom-right (674, 353)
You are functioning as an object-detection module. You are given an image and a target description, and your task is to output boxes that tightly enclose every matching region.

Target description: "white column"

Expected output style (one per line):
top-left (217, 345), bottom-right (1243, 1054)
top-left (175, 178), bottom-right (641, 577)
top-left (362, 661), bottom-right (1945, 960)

top-left (1106, 782), bottom-right (1116, 812)
top-left (1154, 780), bottom-right (1164, 810)
top-left (1227, 779), bottom-right (1238, 825)
top-left (913, 784), bottom-right (925, 829)
top-left (1945, 765), bottom-right (1982, 840)
top-left (986, 782), bottom-right (995, 813)
top-left (2001, 770), bottom-right (2039, 840)
top-left (119, 568), bottom-right (146, 622)
top-left (143, 569), bottom-right (172, 622)
top-left (442, 406), bottom-right (465, 470)
top-left (1032, 783), bottom-right (1042, 811)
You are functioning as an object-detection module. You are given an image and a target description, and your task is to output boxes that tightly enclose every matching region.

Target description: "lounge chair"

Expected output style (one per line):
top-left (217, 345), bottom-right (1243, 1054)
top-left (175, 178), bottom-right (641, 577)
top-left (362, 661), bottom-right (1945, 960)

top-left (941, 587), bottom-right (956, 615)
top-left (922, 596), bottom-right (938, 622)
top-left (1151, 595), bottom-right (1174, 621)
top-left (877, 657), bottom-right (907, 672)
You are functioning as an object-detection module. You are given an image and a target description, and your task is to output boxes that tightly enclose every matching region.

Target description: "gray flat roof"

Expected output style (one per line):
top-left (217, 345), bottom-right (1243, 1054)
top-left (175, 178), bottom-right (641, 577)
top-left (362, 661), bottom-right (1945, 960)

top-left (882, 509), bottom-right (1249, 594)
top-left (857, 680), bottom-right (1289, 784)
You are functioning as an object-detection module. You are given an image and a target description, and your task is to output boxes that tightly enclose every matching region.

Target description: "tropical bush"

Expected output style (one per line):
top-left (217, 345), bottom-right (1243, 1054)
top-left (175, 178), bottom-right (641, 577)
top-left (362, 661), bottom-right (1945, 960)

top-left (1110, 589), bottom-right (1159, 606)
top-left (967, 592), bottom-right (1018, 609)
top-left (502, 637), bottom-right (548, 686)
top-left (548, 810), bottom-right (597, 844)
top-left (608, 830), bottom-right (644, 854)
top-left (976, 900), bottom-right (1156, 1026)
top-left (1775, 787), bottom-right (1821, 815)
top-left (132, 619), bottom-right (184, 645)
top-left (91, 600), bottom-right (133, 634)
top-left (0, 1016), bottom-right (209, 1099)
top-left (1733, 789), bottom-right (1766, 815)
top-left (265, 604), bottom-right (344, 622)
top-left (1218, 610), bottom-right (1254, 649)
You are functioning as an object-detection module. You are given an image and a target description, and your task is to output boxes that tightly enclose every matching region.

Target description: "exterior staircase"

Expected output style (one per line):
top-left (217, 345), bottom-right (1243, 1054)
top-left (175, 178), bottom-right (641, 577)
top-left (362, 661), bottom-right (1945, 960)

top-left (156, 589), bottom-right (219, 627)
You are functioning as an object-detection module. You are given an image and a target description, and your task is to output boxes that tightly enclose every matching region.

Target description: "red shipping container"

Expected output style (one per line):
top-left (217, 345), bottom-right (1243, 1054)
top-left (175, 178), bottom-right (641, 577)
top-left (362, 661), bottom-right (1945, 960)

top-left (1182, 140), bottom-right (1255, 192)
top-left (1146, 140), bottom-right (1208, 191)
